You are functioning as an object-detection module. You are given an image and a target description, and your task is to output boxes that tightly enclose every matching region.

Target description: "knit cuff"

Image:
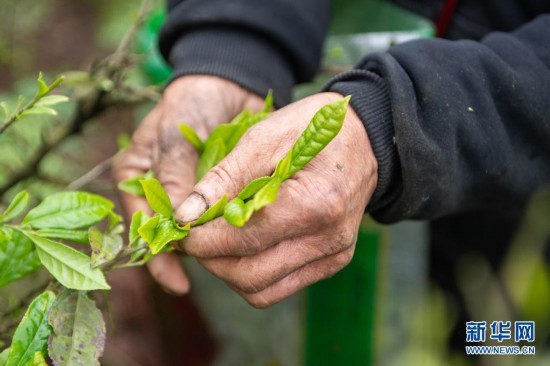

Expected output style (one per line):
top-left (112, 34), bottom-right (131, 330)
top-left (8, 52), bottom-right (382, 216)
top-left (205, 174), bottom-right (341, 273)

top-left (165, 27), bottom-right (295, 107)
top-left (324, 70), bottom-right (400, 211)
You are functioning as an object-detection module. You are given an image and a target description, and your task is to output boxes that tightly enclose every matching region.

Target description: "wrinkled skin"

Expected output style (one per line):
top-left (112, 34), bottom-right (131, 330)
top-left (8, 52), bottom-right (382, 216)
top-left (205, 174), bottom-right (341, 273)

top-left (114, 75), bottom-right (378, 308)
top-left (113, 75), bottom-right (264, 294)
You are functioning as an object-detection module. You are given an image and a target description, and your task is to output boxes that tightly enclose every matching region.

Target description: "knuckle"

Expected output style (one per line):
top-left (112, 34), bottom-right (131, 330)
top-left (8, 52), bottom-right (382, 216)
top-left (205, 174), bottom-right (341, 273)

top-left (244, 293), bottom-right (273, 309)
top-left (334, 249), bottom-right (354, 269)
top-left (319, 188), bottom-right (347, 225)
top-left (202, 163), bottom-right (238, 199)
top-left (335, 229), bottom-right (358, 250)
top-left (234, 274), bottom-right (262, 294)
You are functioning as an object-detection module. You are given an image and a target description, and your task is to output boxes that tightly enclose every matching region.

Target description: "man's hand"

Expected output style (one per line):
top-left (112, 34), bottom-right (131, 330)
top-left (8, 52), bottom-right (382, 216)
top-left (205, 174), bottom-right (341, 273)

top-left (173, 92), bottom-right (378, 307)
top-left (113, 75), bottom-right (264, 295)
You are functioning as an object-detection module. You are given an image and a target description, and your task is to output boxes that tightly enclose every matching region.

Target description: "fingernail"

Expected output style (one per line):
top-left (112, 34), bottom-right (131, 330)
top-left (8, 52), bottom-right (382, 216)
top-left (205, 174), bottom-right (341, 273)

top-left (175, 192), bottom-right (208, 223)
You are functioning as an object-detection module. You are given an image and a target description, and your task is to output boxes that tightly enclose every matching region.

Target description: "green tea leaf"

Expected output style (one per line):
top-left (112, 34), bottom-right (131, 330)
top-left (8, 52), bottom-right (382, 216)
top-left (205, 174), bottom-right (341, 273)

top-left (263, 89), bottom-right (273, 113)
top-left (223, 198), bottom-right (254, 227)
top-left (89, 227), bottom-right (123, 268)
top-left (196, 138), bottom-right (226, 181)
top-left (2, 190), bottom-right (30, 222)
top-left (284, 96), bottom-right (350, 179)
top-left (129, 210), bottom-right (149, 243)
top-left (26, 233), bottom-right (110, 290)
top-left (6, 291), bottom-right (56, 366)
top-left (140, 178), bottom-right (173, 217)
top-left (229, 109), bottom-right (252, 125)
top-left (28, 352), bottom-right (47, 366)
top-left (273, 152), bottom-right (292, 180)
top-left (0, 228), bottom-right (41, 288)
top-left (35, 229), bottom-right (89, 244)
top-left (178, 124), bottom-right (204, 152)
top-left (237, 176), bottom-right (271, 200)
top-left (34, 95), bottom-right (69, 107)
top-left (48, 290), bottom-right (105, 366)
top-left (107, 211), bottom-right (123, 232)
top-left (143, 217), bottom-right (190, 255)
top-left (137, 215), bottom-right (160, 244)
top-left (205, 124), bottom-right (239, 146)
top-left (193, 195), bottom-right (227, 226)
top-left (20, 106), bottom-right (58, 118)
top-left (23, 192), bottom-right (114, 230)
top-left (0, 348), bottom-right (10, 364)
top-left (117, 176), bottom-right (145, 197)
top-left (250, 177), bottom-right (282, 211)
top-left (129, 211), bottom-right (150, 261)
top-left (36, 72), bottom-right (49, 97)
top-left (47, 75), bottom-right (65, 94)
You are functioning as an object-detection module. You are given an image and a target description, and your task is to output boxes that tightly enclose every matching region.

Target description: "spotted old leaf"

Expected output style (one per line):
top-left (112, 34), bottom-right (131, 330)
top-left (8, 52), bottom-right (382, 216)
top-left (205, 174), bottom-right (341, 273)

top-left (48, 290), bottom-right (105, 366)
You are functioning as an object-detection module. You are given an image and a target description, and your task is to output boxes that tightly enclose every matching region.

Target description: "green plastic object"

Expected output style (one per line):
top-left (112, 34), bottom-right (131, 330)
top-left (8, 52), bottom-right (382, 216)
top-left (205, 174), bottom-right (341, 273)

top-left (136, 8), bottom-right (172, 85)
top-left (305, 219), bottom-right (386, 365)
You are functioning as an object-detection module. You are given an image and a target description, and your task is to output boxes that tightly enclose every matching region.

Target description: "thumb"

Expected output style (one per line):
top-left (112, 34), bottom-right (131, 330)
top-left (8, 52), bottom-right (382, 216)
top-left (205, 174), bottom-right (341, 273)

top-left (174, 127), bottom-right (283, 223)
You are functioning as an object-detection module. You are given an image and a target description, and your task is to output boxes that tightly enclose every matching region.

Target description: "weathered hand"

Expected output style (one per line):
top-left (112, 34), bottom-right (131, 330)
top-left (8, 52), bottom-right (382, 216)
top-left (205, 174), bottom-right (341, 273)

top-left (174, 92), bottom-right (377, 307)
top-left (113, 75), bottom-right (264, 294)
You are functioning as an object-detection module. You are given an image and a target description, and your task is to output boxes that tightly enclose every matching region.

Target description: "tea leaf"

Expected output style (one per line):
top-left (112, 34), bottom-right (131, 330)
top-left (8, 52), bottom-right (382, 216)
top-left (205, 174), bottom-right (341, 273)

top-left (137, 215), bottom-right (160, 244)
top-left (5, 291), bottom-right (56, 366)
top-left (34, 95), bottom-right (69, 107)
top-left (23, 192), bottom-right (114, 230)
top-left (1, 190), bottom-right (30, 222)
top-left (129, 210), bottom-right (149, 243)
top-left (36, 72), bottom-right (49, 97)
top-left (0, 228), bottom-right (41, 288)
top-left (20, 106), bottom-right (58, 118)
top-left (35, 229), bottom-right (89, 244)
top-left (28, 352), bottom-right (47, 366)
top-left (142, 217), bottom-right (190, 255)
top-left (237, 176), bottom-right (271, 200)
top-left (283, 96), bottom-right (349, 179)
top-left (223, 198), bottom-right (254, 228)
top-left (250, 178), bottom-right (281, 211)
top-left (26, 233), bottom-right (110, 290)
top-left (178, 124), bottom-right (204, 152)
top-left (129, 211), bottom-right (150, 261)
top-left (48, 290), bottom-right (105, 366)
top-left (263, 90), bottom-right (274, 113)
top-left (140, 178), bottom-right (173, 217)
top-left (89, 227), bottom-right (123, 268)
top-left (118, 176), bottom-right (145, 197)
top-left (273, 152), bottom-right (292, 180)
top-left (196, 138), bottom-right (226, 181)
top-left (193, 195), bottom-right (227, 226)
top-left (0, 348), bottom-right (10, 364)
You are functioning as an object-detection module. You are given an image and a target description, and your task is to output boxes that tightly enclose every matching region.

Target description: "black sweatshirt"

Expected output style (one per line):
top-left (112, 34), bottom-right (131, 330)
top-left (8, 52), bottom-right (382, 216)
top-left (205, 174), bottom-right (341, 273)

top-left (159, 0), bottom-right (550, 223)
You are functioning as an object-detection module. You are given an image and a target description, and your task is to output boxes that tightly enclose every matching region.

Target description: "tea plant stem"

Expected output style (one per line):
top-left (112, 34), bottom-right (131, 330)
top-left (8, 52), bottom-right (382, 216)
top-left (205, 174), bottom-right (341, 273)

top-left (66, 155), bottom-right (115, 191)
top-left (0, 95), bottom-right (42, 135)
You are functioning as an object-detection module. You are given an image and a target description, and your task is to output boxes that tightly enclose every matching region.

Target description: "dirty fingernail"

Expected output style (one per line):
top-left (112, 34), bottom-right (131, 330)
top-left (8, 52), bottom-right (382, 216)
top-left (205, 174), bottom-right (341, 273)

top-left (175, 192), bottom-right (208, 223)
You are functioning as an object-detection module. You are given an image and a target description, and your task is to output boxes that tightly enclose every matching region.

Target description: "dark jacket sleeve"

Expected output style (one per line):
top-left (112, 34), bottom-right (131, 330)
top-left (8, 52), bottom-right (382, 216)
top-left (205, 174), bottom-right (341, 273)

top-left (325, 14), bottom-right (550, 223)
top-left (159, 0), bottom-right (330, 107)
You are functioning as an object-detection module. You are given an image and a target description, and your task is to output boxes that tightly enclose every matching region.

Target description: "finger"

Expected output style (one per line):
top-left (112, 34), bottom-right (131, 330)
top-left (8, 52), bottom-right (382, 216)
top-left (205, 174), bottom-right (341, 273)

top-left (197, 230), bottom-right (357, 293)
top-left (113, 107), bottom-right (191, 295)
top-left (113, 107), bottom-right (160, 216)
top-left (232, 246), bottom-right (355, 309)
top-left (173, 118), bottom-right (289, 224)
top-left (146, 252), bottom-right (190, 295)
top-left (176, 179), bottom-right (326, 258)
